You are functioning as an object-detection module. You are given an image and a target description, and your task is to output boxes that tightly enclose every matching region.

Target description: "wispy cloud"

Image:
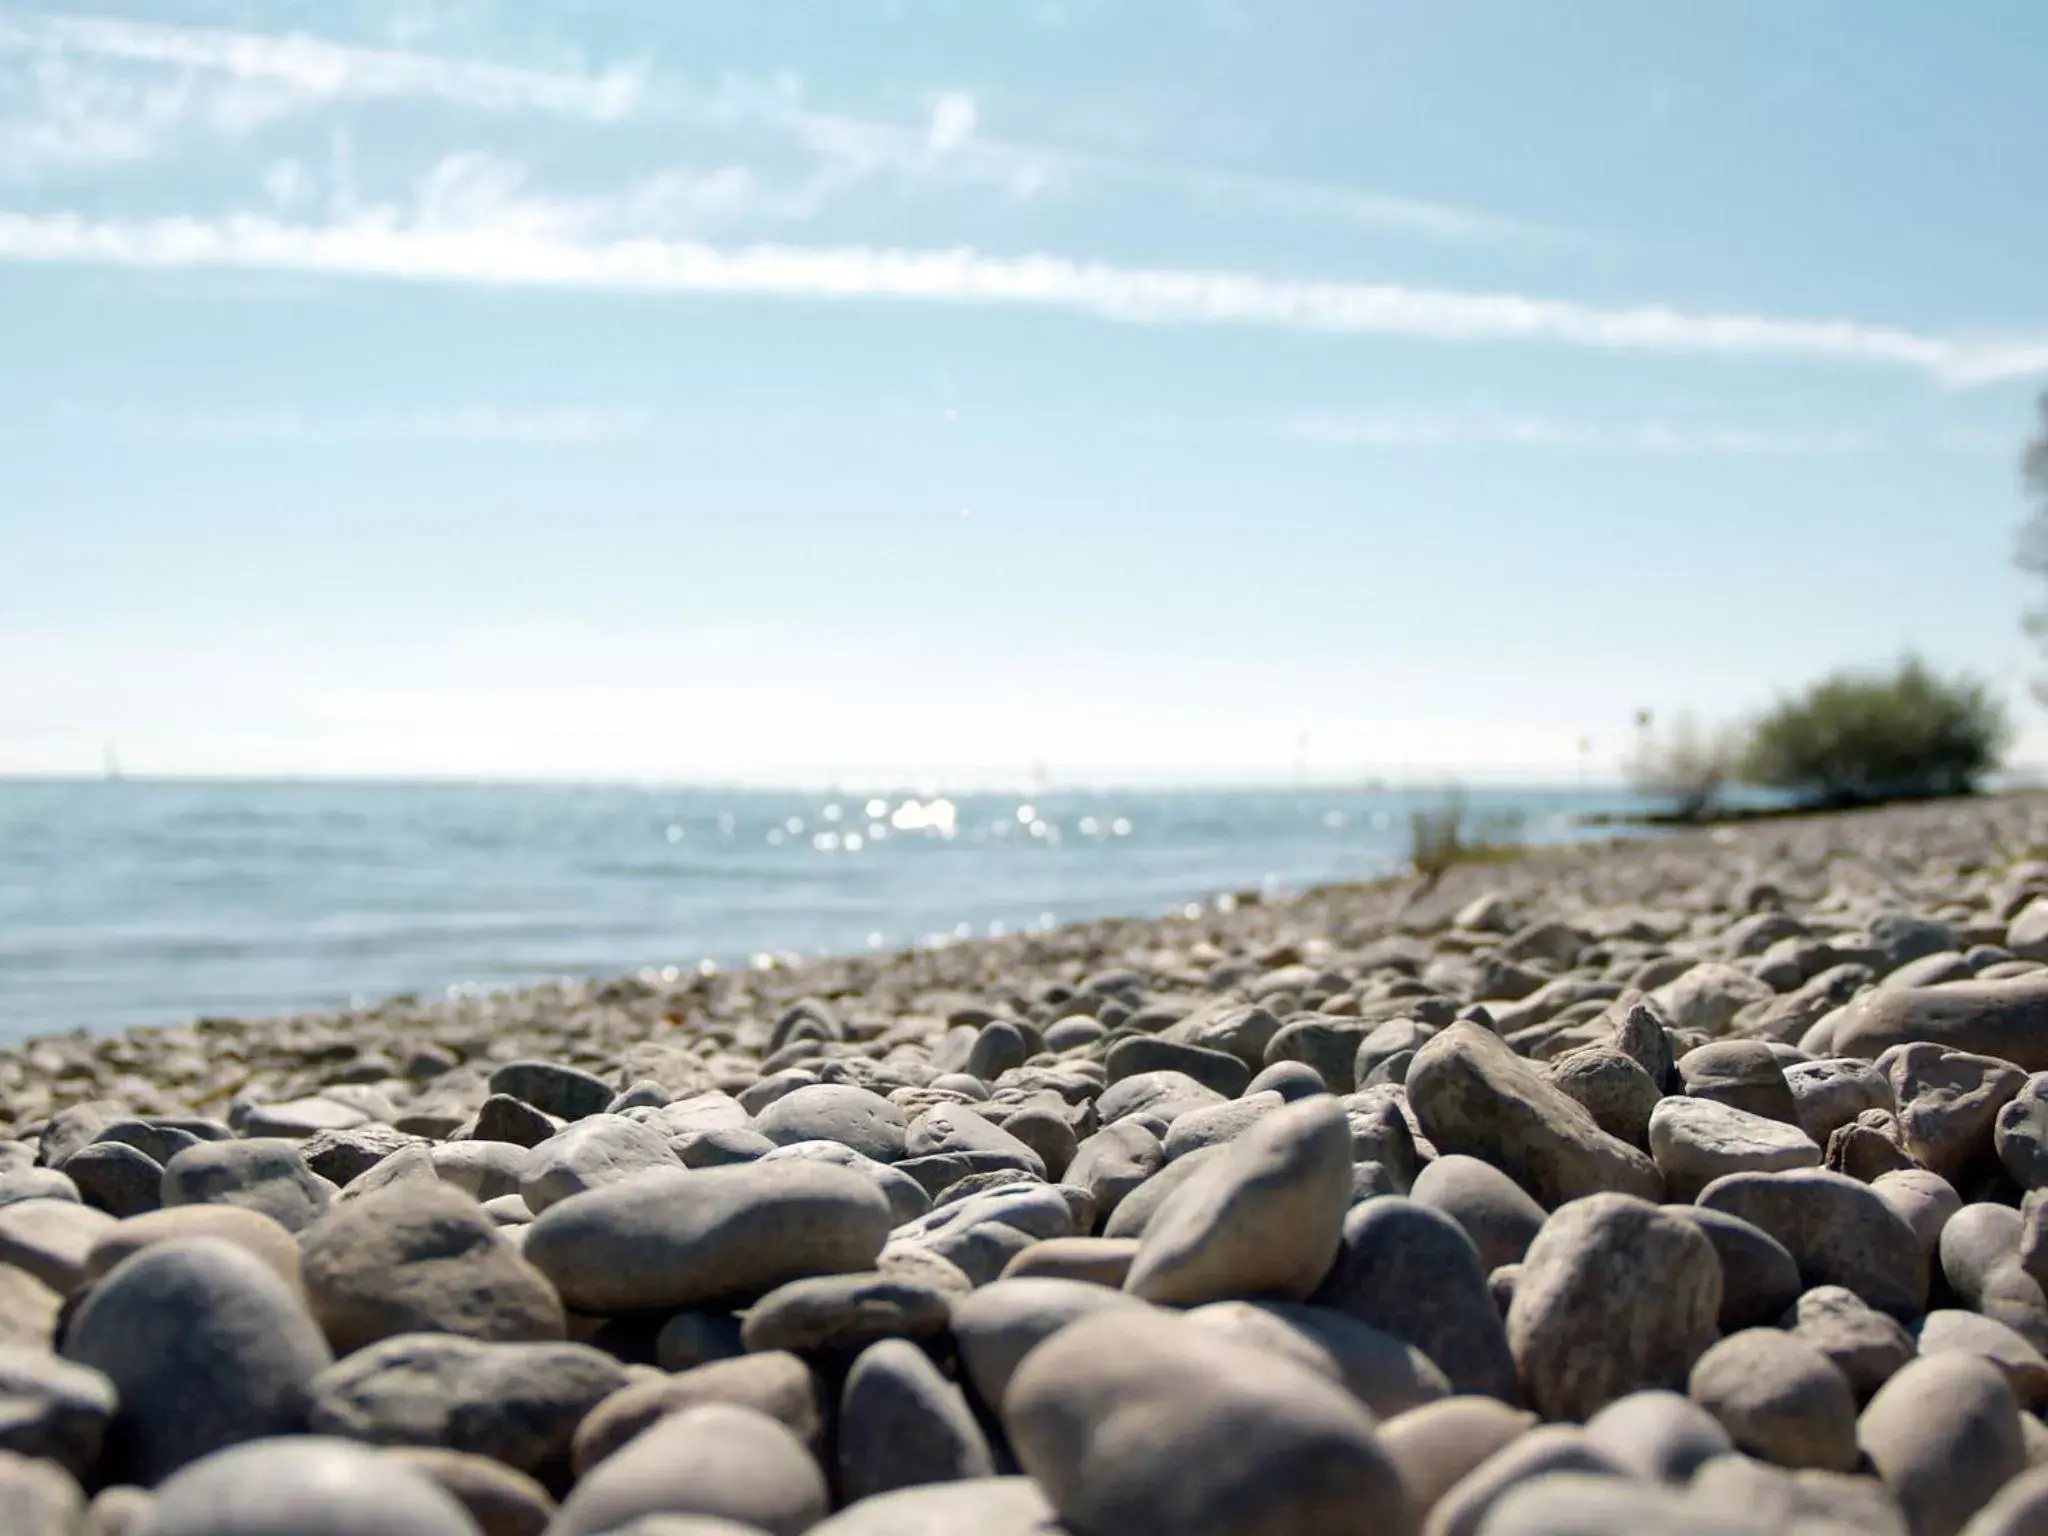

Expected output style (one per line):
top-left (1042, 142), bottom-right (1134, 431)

top-left (1287, 411), bottom-right (1878, 455)
top-left (1, 204), bottom-right (2043, 384)
top-left (0, 12), bottom-right (643, 120)
top-left (0, 12), bottom-right (1555, 244)
top-left (29, 403), bottom-right (658, 445)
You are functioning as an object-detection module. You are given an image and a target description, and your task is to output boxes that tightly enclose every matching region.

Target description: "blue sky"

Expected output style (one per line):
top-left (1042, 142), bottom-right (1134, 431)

top-left (2, 0), bottom-right (2046, 784)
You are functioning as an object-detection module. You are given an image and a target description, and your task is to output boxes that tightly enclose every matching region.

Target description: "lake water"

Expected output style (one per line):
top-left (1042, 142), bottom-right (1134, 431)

top-left (0, 779), bottom-right (1658, 1039)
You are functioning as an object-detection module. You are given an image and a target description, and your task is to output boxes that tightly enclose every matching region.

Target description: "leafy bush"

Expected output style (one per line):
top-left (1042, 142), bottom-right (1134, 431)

top-left (1627, 714), bottom-right (1741, 822)
top-left (1743, 657), bottom-right (2011, 807)
top-left (1407, 794), bottom-right (1526, 881)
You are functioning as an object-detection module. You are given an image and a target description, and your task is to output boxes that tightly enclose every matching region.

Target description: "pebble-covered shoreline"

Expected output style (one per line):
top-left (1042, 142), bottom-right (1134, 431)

top-left (10, 795), bottom-right (2048, 1532)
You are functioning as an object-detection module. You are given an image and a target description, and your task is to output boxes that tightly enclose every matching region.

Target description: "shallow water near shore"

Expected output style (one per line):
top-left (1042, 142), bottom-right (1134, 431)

top-left (0, 778), bottom-right (1661, 1038)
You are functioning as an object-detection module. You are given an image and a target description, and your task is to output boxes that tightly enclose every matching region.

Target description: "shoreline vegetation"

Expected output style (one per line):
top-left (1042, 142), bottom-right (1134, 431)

top-left (0, 788), bottom-right (2037, 1116)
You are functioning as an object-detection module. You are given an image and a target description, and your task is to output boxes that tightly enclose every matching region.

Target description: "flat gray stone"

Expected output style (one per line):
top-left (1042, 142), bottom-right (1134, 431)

top-left (754, 1141), bottom-right (929, 1225)
top-left (1677, 1040), bottom-right (1801, 1125)
top-left (516, 1116), bottom-right (683, 1214)
top-left (139, 1435), bottom-right (482, 1535)
top-left (0, 1170), bottom-right (80, 1210)
top-left (903, 1105), bottom-right (1047, 1180)
top-left (160, 1139), bottom-right (333, 1233)
top-left (240, 1099), bottom-right (368, 1139)
top-left (739, 1273), bottom-right (952, 1357)
top-left (753, 1086), bottom-right (909, 1164)
top-left (1648, 1097), bottom-right (1821, 1201)
top-left (297, 1181), bottom-right (565, 1355)
top-left (306, 1333), bottom-right (628, 1477)
top-left (523, 1163), bottom-right (891, 1313)
top-left (1821, 974), bottom-right (2048, 1071)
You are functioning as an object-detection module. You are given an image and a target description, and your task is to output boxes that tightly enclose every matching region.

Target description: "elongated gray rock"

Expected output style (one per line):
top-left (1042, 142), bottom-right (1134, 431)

top-left (1647, 1097), bottom-right (1821, 1201)
top-left (522, 1163), bottom-right (891, 1313)
top-left (1406, 1024), bottom-right (1663, 1209)
top-left (1698, 1168), bottom-right (1928, 1320)
top-left (1819, 975), bottom-right (2048, 1071)
top-left (1123, 1096), bottom-right (1352, 1306)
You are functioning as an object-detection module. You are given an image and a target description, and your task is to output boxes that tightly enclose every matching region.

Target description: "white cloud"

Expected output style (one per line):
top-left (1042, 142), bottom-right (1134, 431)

top-left (1287, 410), bottom-right (1878, 455)
top-left (27, 402), bottom-right (657, 444)
top-left (0, 13), bottom-right (1568, 245)
top-left (926, 91), bottom-right (978, 157)
top-left (0, 12), bottom-right (643, 120)
top-left (1, 203), bottom-right (2043, 384)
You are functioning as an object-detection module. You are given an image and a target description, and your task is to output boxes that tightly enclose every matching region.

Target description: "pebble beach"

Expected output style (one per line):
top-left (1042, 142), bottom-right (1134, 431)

top-left (8, 793), bottom-right (2048, 1532)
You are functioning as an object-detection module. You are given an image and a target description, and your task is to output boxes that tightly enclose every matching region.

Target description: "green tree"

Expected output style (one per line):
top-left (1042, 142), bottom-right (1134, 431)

top-left (1744, 657), bottom-right (2011, 808)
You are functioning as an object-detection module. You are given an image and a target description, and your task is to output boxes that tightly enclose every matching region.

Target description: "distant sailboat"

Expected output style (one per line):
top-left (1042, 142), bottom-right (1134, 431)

top-left (103, 743), bottom-right (123, 782)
